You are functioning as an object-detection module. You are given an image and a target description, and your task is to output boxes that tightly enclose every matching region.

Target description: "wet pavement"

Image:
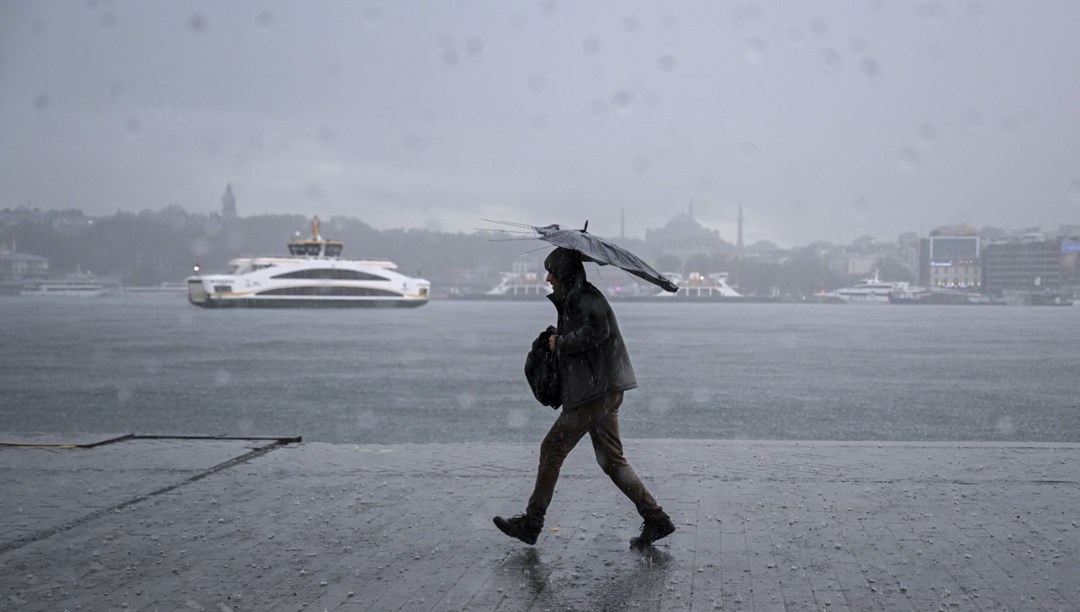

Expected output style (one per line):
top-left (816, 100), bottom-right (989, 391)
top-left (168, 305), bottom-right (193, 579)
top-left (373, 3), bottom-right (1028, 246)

top-left (1, 433), bottom-right (1078, 611)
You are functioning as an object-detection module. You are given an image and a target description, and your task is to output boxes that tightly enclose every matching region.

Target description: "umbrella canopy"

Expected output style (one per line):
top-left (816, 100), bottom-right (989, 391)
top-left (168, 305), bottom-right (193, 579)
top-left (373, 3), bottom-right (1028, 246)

top-left (534, 224), bottom-right (679, 293)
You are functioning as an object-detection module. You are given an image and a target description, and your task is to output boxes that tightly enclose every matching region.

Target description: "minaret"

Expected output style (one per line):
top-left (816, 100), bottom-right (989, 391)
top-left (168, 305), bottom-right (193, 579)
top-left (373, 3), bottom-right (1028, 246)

top-left (222, 184), bottom-right (237, 219)
top-left (737, 205), bottom-right (744, 253)
top-left (620, 207), bottom-right (626, 240)
top-left (688, 201), bottom-right (694, 220)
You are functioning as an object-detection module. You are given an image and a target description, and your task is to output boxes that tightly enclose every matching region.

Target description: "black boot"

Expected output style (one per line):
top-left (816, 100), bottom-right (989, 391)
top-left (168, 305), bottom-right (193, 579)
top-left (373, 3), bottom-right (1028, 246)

top-left (493, 514), bottom-right (543, 545)
top-left (630, 512), bottom-right (675, 549)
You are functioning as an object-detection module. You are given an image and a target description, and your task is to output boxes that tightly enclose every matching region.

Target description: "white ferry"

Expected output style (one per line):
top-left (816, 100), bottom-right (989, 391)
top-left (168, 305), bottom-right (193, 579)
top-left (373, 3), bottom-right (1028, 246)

top-left (187, 217), bottom-right (430, 308)
top-left (824, 272), bottom-right (911, 304)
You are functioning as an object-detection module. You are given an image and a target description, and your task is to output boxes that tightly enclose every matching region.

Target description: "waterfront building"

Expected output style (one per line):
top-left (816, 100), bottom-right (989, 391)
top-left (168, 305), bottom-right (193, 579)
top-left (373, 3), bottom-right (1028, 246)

top-left (0, 246), bottom-right (49, 280)
top-left (981, 237), bottom-right (1080, 295)
top-left (919, 232), bottom-right (981, 289)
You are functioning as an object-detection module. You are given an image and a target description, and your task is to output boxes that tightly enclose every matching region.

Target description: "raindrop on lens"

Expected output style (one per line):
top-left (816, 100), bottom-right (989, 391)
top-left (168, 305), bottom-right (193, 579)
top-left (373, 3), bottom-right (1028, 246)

top-left (740, 142), bottom-right (760, 161)
top-left (658, 55), bottom-right (677, 71)
top-left (785, 27), bottom-right (805, 47)
top-left (820, 48), bottom-right (840, 67)
top-left (187, 13), bottom-right (207, 32)
top-left (919, 122), bottom-right (938, 142)
top-left (364, 8), bottom-right (382, 29)
top-left (899, 147), bottom-right (920, 170)
top-left (528, 74), bottom-right (546, 92)
top-left (465, 38), bottom-right (484, 57)
top-left (743, 39), bottom-right (767, 65)
top-left (916, 2), bottom-right (946, 22)
top-left (861, 57), bottom-right (880, 77)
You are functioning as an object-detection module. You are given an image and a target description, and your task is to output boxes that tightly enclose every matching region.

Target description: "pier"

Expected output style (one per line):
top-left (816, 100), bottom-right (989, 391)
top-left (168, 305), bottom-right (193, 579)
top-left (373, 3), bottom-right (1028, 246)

top-left (1, 434), bottom-right (1078, 610)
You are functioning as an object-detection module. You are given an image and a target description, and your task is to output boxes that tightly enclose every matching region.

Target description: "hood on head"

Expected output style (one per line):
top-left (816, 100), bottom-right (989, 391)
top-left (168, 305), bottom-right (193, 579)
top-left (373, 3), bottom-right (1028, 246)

top-left (544, 248), bottom-right (585, 286)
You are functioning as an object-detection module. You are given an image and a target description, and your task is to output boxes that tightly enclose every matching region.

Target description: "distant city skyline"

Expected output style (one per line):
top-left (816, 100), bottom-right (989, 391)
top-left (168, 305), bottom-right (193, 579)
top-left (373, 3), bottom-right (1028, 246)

top-left (2, 2), bottom-right (1079, 246)
top-left (3, 198), bottom-right (1077, 253)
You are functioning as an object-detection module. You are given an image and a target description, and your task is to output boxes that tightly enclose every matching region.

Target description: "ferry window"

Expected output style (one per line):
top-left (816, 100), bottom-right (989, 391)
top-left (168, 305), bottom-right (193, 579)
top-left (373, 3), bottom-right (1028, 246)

top-left (325, 244), bottom-right (343, 257)
top-left (257, 286), bottom-right (401, 297)
top-left (288, 243), bottom-right (322, 256)
top-left (271, 269), bottom-right (388, 281)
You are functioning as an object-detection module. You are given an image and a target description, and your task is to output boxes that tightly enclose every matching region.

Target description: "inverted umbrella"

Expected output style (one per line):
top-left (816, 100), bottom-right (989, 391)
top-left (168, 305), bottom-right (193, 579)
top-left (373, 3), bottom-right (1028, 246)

top-left (533, 223), bottom-right (679, 293)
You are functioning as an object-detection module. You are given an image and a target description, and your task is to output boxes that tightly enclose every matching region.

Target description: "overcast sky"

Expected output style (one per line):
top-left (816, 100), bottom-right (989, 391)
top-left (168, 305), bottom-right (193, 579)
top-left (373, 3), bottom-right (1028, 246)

top-left (1, 1), bottom-right (1078, 246)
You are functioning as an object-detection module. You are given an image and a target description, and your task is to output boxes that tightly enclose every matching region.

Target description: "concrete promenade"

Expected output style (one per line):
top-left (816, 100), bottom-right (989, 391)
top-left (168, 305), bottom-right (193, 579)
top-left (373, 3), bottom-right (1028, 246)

top-left (1, 433), bottom-right (1078, 611)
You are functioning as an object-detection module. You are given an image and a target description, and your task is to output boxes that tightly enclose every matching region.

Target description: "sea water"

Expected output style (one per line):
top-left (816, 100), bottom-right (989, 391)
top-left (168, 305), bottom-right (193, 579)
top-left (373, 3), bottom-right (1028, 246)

top-left (1, 295), bottom-right (1077, 444)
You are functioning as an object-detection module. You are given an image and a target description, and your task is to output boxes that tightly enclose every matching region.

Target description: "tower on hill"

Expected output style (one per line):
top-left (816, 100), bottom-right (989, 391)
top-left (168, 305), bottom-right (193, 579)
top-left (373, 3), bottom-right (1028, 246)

top-left (222, 184), bottom-right (237, 219)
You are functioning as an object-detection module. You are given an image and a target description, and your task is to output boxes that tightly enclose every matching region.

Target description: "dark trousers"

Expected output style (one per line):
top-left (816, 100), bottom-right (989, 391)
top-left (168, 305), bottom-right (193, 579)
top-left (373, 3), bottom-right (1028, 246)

top-left (526, 391), bottom-right (662, 522)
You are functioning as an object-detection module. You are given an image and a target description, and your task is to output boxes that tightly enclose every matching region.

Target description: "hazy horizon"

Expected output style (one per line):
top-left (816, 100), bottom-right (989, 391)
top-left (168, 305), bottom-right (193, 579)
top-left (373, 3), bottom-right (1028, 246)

top-left (2, 1), bottom-right (1078, 246)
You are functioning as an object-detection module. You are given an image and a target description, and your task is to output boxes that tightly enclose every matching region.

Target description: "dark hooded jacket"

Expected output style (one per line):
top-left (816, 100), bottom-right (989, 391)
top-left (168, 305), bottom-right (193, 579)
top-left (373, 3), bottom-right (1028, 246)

top-left (545, 248), bottom-right (637, 408)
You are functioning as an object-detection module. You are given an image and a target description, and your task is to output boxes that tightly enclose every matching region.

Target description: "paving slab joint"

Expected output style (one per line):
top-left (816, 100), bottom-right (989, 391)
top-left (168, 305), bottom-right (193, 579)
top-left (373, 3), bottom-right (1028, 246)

top-left (0, 436), bottom-right (296, 557)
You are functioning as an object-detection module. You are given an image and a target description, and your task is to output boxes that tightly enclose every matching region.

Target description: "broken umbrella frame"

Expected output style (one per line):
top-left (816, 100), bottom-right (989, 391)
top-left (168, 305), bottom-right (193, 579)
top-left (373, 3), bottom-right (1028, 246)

top-left (483, 219), bottom-right (679, 294)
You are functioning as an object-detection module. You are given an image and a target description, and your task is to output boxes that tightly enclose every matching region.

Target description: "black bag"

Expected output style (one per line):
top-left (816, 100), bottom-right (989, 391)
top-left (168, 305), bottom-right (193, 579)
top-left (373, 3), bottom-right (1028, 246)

top-left (524, 326), bottom-right (561, 408)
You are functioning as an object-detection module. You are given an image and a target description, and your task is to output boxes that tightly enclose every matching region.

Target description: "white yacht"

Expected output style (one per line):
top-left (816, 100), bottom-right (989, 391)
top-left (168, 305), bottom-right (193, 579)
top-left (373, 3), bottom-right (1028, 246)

top-left (656, 272), bottom-right (743, 299)
top-left (484, 262), bottom-right (551, 299)
top-left (187, 217), bottom-right (430, 308)
top-left (824, 272), bottom-right (910, 304)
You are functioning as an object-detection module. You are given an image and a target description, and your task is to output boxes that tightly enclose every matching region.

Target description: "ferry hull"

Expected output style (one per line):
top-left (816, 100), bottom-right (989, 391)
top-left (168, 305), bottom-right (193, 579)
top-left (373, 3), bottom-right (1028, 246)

top-left (189, 296), bottom-right (428, 309)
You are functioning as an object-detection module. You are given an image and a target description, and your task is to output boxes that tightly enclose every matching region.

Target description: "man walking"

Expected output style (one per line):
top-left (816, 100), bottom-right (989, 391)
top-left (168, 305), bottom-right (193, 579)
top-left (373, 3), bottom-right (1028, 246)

top-left (494, 247), bottom-right (675, 549)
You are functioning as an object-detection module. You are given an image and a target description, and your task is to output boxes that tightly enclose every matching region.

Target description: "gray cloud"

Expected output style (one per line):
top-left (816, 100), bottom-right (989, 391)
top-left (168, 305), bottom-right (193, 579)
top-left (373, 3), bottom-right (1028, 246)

top-left (1, 0), bottom-right (1078, 245)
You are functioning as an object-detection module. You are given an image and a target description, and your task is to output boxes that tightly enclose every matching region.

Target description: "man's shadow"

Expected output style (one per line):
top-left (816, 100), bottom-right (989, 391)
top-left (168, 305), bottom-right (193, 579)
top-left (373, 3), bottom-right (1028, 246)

top-left (495, 545), bottom-right (673, 611)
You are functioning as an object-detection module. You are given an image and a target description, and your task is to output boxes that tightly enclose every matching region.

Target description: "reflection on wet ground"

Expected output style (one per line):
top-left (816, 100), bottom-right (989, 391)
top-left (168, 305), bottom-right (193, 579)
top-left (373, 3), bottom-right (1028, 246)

top-left (495, 546), bottom-right (673, 610)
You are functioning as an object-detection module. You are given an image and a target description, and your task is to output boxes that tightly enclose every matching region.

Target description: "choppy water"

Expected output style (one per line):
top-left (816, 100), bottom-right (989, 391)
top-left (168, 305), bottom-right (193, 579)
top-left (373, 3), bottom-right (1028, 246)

top-left (1, 295), bottom-right (1077, 444)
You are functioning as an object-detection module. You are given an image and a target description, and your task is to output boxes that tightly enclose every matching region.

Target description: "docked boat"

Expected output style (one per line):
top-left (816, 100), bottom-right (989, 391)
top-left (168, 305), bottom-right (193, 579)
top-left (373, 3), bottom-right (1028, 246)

top-left (609, 272), bottom-right (777, 302)
top-left (888, 287), bottom-right (1004, 305)
top-left (823, 272), bottom-right (911, 304)
top-left (483, 262), bottom-right (551, 299)
top-left (122, 282), bottom-right (188, 295)
top-left (21, 273), bottom-right (107, 297)
top-left (187, 217), bottom-right (430, 308)
top-left (655, 272), bottom-right (743, 299)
